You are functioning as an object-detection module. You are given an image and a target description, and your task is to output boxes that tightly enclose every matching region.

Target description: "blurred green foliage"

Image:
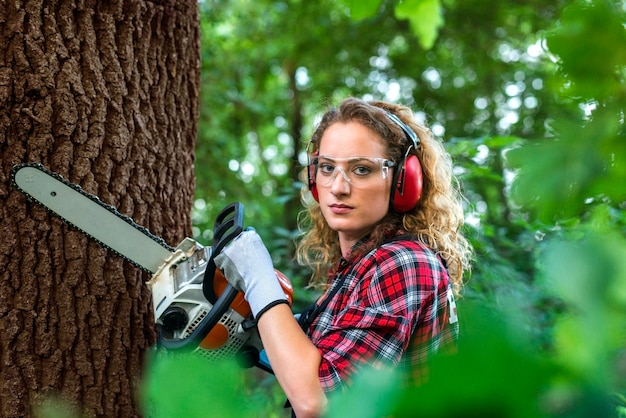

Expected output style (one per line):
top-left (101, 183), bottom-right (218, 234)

top-left (141, 0), bottom-right (625, 417)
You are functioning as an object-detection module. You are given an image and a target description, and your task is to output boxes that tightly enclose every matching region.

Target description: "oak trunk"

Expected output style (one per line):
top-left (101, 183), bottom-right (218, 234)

top-left (0, 0), bottom-right (200, 416)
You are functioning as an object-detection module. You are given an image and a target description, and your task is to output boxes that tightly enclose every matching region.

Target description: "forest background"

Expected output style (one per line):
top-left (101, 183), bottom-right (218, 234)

top-left (148, 0), bottom-right (626, 417)
top-left (3, 0), bottom-right (625, 417)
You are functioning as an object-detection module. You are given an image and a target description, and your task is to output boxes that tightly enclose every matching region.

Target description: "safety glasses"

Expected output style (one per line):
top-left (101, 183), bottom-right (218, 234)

top-left (311, 155), bottom-right (395, 187)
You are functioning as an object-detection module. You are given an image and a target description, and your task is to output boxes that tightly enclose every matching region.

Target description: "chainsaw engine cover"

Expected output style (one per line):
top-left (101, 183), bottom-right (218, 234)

top-left (149, 241), bottom-right (261, 362)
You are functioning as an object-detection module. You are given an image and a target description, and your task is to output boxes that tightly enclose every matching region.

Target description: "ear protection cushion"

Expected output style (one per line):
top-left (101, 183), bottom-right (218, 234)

top-left (309, 165), bottom-right (319, 202)
top-left (392, 154), bottom-right (423, 213)
top-left (308, 152), bottom-right (319, 202)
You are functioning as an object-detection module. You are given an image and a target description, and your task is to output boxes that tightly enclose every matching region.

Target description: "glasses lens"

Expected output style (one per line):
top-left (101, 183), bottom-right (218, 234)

top-left (313, 156), bottom-right (393, 187)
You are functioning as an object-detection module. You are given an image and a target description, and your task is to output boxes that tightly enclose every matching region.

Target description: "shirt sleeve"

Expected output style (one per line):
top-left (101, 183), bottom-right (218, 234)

top-left (314, 243), bottom-right (445, 392)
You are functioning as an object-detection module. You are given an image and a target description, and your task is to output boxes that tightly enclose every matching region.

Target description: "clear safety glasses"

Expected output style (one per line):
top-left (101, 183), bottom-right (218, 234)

top-left (311, 155), bottom-right (395, 187)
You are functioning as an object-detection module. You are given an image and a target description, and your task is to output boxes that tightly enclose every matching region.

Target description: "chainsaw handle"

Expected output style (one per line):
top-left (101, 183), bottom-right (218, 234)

top-left (157, 283), bottom-right (239, 351)
top-left (202, 202), bottom-right (244, 303)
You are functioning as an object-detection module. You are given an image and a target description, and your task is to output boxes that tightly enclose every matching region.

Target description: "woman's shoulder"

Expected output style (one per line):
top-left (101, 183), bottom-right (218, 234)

top-left (351, 237), bottom-right (447, 293)
top-left (370, 237), bottom-right (447, 276)
top-left (376, 236), bottom-right (436, 260)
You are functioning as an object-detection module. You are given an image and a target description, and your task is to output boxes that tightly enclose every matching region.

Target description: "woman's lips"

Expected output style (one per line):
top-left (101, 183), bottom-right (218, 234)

top-left (329, 204), bottom-right (353, 214)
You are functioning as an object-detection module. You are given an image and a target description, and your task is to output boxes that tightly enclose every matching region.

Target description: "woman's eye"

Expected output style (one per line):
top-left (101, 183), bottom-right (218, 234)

top-left (353, 166), bottom-right (372, 176)
top-left (319, 163), bottom-right (334, 174)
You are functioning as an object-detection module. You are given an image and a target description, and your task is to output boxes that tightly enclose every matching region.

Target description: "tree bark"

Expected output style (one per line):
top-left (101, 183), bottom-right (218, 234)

top-left (0, 1), bottom-right (199, 416)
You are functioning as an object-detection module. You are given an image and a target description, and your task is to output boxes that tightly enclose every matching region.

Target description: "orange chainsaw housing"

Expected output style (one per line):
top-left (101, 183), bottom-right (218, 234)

top-left (198, 269), bottom-right (294, 350)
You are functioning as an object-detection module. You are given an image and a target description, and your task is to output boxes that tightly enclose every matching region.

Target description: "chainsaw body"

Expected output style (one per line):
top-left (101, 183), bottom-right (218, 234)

top-left (148, 239), bottom-right (250, 360)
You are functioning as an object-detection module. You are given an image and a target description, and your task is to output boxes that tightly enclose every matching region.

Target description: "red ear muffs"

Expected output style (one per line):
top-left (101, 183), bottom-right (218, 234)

top-left (392, 154), bottom-right (423, 213)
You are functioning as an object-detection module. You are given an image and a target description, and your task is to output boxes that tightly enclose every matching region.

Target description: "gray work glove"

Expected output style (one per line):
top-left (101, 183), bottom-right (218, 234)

top-left (214, 229), bottom-right (288, 320)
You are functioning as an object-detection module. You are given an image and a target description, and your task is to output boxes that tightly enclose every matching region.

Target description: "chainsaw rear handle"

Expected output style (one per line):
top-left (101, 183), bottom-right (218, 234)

top-left (157, 202), bottom-right (244, 351)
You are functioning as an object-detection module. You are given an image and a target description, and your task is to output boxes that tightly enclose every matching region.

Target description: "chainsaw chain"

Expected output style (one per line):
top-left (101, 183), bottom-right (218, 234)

top-left (10, 162), bottom-right (175, 273)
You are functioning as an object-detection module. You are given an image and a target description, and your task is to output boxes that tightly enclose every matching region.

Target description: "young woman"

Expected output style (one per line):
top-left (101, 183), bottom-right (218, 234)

top-left (215, 98), bottom-right (472, 418)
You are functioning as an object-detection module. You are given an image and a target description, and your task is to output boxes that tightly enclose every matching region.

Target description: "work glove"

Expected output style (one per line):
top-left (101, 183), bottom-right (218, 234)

top-left (214, 229), bottom-right (288, 320)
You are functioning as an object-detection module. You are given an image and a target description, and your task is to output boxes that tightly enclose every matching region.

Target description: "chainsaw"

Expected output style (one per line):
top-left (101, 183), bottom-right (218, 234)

top-left (11, 162), bottom-right (292, 371)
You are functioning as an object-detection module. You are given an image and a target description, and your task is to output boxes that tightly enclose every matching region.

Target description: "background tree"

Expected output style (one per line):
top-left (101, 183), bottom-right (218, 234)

top-left (0, 1), bottom-right (199, 416)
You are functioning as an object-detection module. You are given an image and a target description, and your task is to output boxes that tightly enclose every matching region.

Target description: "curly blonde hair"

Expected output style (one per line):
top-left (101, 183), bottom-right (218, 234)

top-left (296, 98), bottom-right (472, 295)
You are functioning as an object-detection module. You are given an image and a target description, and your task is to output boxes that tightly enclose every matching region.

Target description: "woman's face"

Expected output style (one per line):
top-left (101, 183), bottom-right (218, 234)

top-left (315, 121), bottom-right (393, 254)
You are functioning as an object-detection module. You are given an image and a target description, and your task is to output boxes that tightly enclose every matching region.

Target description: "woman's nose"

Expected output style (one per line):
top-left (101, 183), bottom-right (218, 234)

top-left (329, 167), bottom-right (351, 195)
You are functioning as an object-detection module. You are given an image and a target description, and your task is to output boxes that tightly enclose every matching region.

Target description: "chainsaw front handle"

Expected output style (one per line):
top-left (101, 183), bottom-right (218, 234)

top-left (202, 202), bottom-right (244, 303)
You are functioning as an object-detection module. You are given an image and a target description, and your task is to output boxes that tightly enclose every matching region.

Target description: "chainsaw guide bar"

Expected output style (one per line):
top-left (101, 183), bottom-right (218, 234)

top-left (11, 162), bottom-right (176, 273)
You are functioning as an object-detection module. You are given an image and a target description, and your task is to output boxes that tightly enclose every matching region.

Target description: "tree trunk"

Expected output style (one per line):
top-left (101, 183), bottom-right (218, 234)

top-left (0, 1), bottom-right (199, 416)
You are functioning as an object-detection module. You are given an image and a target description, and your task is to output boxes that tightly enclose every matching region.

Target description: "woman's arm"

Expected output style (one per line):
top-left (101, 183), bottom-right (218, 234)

top-left (257, 304), bottom-right (327, 418)
top-left (213, 230), bottom-right (327, 416)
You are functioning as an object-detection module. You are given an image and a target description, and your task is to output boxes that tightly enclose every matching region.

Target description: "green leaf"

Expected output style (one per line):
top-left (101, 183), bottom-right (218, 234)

top-left (141, 353), bottom-right (260, 418)
top-left (325, 367), bottom-right (400, 418)
top-left (392, 300), bottom-right (551, 418)
top-left (338, 0), bottom-right (384, 20)
top-left (507, 103), bottom-right (625, 222)
top-left (395, 0), bottom-right (443, 50)
top-left (546, 0), bottom-right (626, 100)
top-left (541, 227), bottom-right (626, 385)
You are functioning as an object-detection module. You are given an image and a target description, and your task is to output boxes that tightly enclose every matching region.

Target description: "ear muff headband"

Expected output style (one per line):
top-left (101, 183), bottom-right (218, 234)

top-left (385, 112), bottom-right (420, 150)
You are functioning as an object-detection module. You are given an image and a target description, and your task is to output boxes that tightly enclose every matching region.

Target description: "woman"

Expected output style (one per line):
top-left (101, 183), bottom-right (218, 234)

top-left (215, 98), bottom-right (472, 418)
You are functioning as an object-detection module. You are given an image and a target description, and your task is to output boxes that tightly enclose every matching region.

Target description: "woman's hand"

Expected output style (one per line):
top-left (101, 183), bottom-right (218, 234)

top-left (214, 229), bottom-right (288, 319)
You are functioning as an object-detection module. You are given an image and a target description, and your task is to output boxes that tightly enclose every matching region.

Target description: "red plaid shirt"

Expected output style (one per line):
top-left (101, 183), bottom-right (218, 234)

top-left (303, 235), bottom-right (458, 392)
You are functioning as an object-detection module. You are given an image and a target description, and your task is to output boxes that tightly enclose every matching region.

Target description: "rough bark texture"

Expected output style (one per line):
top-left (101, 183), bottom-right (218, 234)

top-left (0, 0), bottom-right (200, 416)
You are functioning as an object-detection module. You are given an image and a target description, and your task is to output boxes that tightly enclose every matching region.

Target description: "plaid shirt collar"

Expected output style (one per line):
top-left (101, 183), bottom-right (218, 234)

top-left (327, 229), bottom-right (409, 283)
